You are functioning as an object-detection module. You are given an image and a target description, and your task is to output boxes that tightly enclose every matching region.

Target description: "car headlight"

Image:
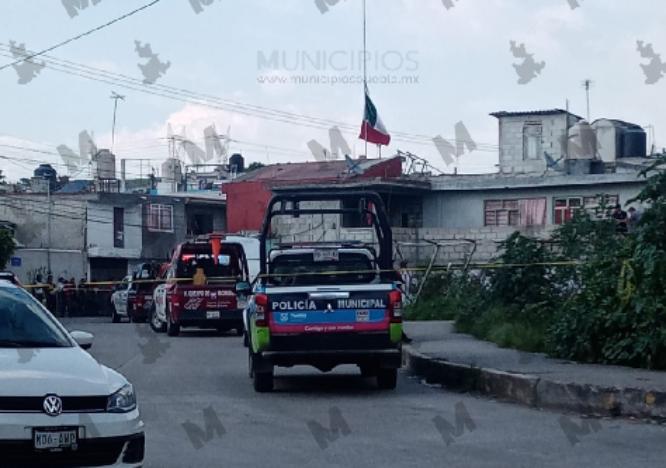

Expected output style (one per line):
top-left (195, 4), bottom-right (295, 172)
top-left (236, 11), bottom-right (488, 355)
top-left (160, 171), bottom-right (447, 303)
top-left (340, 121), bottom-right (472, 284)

top-left (107, 384), bottom-right (137, 413)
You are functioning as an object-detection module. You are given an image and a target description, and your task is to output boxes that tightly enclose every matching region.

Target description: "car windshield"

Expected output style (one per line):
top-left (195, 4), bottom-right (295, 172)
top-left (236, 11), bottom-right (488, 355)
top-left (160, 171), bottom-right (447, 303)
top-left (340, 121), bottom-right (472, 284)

top-left (269, 252), bottom-right (376, 286)
top-left (0, 287), bottom-right (72, 348)
top-left (176, 248), bottom-right (243, 281)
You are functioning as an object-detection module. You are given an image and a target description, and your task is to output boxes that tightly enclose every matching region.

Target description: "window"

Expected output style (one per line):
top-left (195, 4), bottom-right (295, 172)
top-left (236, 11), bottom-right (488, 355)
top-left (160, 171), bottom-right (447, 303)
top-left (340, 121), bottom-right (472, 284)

top-left (484, 198), bottom-right (547, 227)
top-left (485, 200), bottom-right (520, 226)
top-left (341, 198), bottom-right (373, 228)
top-left (146, 204), bottom-right (174, 232)
top-left (523, 123), bottom-right (542, 160)
top-left (113, 207), bottom-right (124, 248)
top-left (554, 195), bottom-right (619, 224)
top-left (269, 252), bottom-right (375, 286)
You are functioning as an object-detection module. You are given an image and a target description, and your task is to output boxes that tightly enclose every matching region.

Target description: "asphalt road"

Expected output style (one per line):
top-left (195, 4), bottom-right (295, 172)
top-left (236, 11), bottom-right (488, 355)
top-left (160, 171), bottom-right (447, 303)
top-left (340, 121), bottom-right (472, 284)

top-left (62, 318), bottom-right (666, 468)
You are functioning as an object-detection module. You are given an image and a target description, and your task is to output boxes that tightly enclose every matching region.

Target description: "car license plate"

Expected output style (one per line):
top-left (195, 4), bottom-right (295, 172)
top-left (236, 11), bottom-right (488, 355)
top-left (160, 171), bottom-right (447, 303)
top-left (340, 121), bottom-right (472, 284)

top-left (34, 429), bottom-right (78, 450)
top-left (313, 249), bottom-right (339, 262)
top-left (207, 311), bottom-right (221, 319)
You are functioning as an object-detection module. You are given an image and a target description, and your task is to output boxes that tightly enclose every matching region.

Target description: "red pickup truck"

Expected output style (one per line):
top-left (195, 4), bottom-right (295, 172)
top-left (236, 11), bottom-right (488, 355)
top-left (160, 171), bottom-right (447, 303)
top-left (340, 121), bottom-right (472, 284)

top-left (151, 237), bottom-right (251, 337)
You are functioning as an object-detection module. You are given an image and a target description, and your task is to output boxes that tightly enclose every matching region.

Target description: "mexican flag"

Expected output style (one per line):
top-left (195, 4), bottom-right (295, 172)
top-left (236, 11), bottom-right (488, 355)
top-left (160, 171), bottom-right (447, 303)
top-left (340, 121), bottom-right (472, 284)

top-left (359, 90), bottom-right (391, 146)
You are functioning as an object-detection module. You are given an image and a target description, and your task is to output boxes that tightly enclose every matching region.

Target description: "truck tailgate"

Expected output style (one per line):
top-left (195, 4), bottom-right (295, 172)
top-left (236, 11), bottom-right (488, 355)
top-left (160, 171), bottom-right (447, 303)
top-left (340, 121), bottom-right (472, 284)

top-left (266, 285), bottom-right (393, 334)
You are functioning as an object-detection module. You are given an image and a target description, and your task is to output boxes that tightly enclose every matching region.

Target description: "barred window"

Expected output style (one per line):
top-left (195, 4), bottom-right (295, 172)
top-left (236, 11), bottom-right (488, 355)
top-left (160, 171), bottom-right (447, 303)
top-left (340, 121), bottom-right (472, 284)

top-left (146, 204), bottom-right (174, 232)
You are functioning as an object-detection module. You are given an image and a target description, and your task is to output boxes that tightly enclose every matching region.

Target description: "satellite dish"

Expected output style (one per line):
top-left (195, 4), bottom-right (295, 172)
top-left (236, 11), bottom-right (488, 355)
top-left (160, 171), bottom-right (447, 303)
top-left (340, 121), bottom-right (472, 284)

top-left (345, 155), bottom-right (363, 175)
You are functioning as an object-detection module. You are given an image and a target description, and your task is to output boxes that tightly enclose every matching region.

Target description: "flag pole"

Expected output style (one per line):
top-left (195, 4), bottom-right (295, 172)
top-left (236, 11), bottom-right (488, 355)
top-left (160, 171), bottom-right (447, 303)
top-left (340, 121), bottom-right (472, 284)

top-left (363, 0), bottom-right (368, 159)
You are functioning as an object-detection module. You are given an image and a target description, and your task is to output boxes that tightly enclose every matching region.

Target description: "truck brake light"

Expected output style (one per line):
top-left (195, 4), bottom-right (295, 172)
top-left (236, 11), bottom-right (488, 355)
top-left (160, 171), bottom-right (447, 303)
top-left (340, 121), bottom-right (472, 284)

top-left (255, 293), bottom-right (270, 327)
top-left (388, 290), bottom-right (402, 324)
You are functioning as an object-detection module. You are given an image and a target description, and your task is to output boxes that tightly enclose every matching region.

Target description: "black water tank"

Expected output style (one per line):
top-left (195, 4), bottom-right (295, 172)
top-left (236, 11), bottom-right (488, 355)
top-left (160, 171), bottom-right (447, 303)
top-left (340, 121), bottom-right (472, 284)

top-left (622, 128), bottom-right (647, 158)
top-left (229, 153), bottom-right (245, 172)
top-left (34, 164), bottom-right (57, 188)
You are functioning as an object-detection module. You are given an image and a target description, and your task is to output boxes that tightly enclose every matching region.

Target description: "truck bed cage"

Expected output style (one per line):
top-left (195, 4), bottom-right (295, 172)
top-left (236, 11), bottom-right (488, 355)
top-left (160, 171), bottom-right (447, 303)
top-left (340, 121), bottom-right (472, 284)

top-left (259, 191), bottom-right (393, 276)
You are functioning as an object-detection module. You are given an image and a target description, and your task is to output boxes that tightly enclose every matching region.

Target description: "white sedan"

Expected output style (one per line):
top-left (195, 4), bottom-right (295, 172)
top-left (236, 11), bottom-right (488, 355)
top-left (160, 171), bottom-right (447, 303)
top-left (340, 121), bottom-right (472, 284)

top-left (0, 280), bottom-right (145, 466)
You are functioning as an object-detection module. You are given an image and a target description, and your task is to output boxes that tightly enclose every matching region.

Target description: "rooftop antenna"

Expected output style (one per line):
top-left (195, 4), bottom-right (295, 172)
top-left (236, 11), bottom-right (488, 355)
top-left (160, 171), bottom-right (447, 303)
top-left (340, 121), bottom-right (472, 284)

top-left (110, 91), bottom-right (125, 151)
top-left (582, 79), bottom-right (593, 121)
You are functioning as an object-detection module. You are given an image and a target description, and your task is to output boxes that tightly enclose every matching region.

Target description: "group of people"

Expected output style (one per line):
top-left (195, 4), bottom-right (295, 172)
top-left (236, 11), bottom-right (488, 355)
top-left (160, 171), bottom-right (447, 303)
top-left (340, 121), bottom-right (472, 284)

top-left (32, 274), bottom-right (88, 317)
top-left (612, 204), bottom-right (642, 234)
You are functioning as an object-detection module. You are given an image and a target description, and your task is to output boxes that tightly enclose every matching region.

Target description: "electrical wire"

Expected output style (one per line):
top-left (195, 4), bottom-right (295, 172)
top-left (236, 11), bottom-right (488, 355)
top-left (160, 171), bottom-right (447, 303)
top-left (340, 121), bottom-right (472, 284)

top-left (0, 45), bottom-right (500, 151)
top-left (0, 0), bottom-right (163, 72)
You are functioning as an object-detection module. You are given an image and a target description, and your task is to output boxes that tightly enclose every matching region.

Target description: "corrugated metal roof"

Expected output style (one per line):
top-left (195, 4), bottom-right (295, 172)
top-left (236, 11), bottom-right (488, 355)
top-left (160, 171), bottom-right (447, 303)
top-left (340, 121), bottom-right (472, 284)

top-left (490, 109), bottom-right (584, 119)
top-left (56, 180), bottom-right (93, 193)
top-left (233, 157), bottom-right (399, 183)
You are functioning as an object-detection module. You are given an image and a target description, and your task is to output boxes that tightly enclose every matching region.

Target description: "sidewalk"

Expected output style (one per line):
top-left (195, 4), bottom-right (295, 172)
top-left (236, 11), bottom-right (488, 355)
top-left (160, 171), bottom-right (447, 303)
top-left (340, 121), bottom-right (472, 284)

top-left (403, 321), bottom-right (666, 419)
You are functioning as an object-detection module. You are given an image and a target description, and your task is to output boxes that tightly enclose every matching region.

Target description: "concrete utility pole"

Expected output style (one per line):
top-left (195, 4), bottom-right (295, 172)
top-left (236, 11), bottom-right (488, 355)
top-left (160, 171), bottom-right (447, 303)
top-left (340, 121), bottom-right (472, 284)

top-left (110, 91), bottom-right (126, 151)
top-left (46, 180), bottom-right (51, 274)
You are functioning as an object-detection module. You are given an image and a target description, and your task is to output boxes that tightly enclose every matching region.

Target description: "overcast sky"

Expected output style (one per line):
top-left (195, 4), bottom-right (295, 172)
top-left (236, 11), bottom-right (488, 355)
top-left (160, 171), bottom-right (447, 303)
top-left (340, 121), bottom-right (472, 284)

top-left (1, 0), bottom-right (665, 181)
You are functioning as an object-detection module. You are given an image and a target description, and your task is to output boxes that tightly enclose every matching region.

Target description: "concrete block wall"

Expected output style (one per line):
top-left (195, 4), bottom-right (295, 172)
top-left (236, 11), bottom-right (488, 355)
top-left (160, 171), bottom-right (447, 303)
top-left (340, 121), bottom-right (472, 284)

top-left (394, 225), bottom-right (555, 265)
top-left (498, 114), bottom-right (570, 175)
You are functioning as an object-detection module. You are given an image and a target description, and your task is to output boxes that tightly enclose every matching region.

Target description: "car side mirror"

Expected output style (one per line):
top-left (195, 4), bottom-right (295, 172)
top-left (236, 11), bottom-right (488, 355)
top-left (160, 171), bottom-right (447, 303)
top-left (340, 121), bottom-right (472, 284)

top-left (70, 330), bottom-right (94, 350)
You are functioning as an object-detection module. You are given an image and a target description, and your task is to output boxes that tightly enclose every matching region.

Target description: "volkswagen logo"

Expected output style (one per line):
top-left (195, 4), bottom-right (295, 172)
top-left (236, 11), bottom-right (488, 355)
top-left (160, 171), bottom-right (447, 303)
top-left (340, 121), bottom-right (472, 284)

top-left (43, 395), bottom-right (63, 417)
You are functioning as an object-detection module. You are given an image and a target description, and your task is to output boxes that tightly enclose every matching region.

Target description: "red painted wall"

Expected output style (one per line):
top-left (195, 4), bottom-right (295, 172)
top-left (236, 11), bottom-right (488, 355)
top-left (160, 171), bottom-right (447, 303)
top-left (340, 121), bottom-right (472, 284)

top-left (223, 157), bottom-right (403, 233)
top-left (223, 180), bottom-right (272, 233)
top-left (360, 157), bottom-right (402, 179)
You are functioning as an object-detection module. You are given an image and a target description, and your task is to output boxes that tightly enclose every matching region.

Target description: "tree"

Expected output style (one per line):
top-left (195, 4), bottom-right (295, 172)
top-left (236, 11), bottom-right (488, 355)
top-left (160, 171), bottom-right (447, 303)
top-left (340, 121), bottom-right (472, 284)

top-left (0, 229), bottom-right (16, 270)
top-left (246, 162), bottom-right (266, 172)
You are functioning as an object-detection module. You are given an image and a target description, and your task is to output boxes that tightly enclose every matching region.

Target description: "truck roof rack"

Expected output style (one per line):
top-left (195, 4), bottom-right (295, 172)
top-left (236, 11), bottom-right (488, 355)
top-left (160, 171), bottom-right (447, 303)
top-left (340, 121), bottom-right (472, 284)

top-left (259, 191), bottom-right (392, 275)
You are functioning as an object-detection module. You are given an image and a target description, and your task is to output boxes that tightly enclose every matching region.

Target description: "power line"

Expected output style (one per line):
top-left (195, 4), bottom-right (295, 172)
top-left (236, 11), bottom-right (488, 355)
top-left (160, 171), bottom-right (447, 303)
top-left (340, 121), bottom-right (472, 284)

top-left (0, 0), bottom-right (163, 72)
top-left (0, 45), bottom-right (500, 152)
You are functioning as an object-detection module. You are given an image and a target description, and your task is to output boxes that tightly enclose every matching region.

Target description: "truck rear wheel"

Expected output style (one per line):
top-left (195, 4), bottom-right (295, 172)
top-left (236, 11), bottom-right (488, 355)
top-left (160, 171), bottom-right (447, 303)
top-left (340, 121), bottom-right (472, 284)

top-left (253, 370), bottom-right (274, 393)
top-left (250, 352), bottom-right (274, 392)
top-left (377, 368), bottom-right (397, 390)
top-left (166, 303), bottom-right (180, 337)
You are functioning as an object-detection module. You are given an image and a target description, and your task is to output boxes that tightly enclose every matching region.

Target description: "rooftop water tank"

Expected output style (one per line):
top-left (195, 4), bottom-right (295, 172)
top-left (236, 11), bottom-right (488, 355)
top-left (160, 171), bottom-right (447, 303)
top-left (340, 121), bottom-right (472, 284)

top-left (94, 149), bottom-right (116, 179)
top-left (229, 153), bottom-right (244, 173)
top-left (622, 127), bottom-right (647, 158)
top-left (567, 121), bottom-right (596, 160)
top-left (161, 158), bottom-right (183, 183)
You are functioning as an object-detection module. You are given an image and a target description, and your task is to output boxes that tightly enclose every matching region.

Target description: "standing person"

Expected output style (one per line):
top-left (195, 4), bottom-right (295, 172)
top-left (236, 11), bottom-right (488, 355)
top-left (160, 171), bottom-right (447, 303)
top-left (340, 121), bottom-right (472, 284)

top-left (55, 277), bottom-right (66, 317)
top-left (612, 204), bottom-right (628, 234)
top-left (65, 277), bottom-right (77, 316)
top-left (78, 277), bottom-right (88, 315)
top-left (45, 275), bottom-right (56, 313)
top-left (628, 206), bottom-right (642, 233)
top-left (396, 261), bottom-right (413, 344)
top-left (33, 274), bottom-right (46, 305)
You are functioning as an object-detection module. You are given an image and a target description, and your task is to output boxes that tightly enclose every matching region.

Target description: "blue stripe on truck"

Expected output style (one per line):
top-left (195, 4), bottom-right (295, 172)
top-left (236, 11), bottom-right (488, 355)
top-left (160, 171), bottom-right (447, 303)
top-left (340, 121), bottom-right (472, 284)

top-left (273, 309), bottom-right (385, 325)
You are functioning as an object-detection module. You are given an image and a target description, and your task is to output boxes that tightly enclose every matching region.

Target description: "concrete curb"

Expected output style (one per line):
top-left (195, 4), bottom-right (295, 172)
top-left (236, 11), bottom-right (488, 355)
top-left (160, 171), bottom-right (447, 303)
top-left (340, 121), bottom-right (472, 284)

top-left (404, 346), bottom-right (666, 420)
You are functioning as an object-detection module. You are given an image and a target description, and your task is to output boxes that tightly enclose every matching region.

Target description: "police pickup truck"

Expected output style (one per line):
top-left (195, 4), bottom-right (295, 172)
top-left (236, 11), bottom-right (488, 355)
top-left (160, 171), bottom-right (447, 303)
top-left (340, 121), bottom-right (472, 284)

top-left (246, 191), bottom-right (403, 392)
